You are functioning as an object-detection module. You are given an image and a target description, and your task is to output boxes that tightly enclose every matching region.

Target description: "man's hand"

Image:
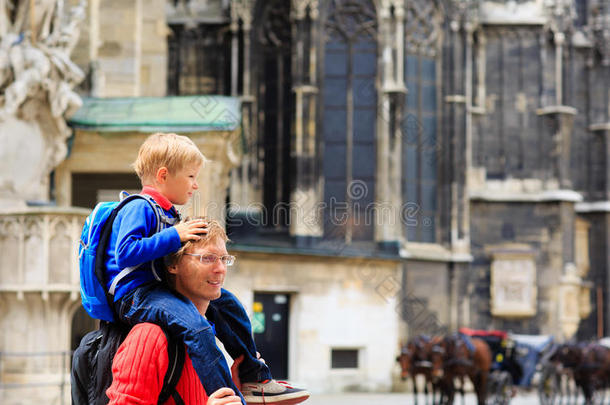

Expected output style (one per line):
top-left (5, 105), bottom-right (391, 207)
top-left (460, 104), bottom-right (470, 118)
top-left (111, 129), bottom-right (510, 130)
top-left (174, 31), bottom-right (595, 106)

top-left (174, 219), bottom-right (208, 242)
top-left (208, 388), bottom-right (242, 405)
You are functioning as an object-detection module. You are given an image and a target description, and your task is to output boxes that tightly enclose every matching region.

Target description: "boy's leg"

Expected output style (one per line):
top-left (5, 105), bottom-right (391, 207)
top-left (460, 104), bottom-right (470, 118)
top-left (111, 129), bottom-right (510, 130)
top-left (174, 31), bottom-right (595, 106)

top-left (117, 283), bottom-right (246, 405)
top-left (206, 288), bottom-right (272, 382)
top-left (207, 289), bottom-right (310, 405)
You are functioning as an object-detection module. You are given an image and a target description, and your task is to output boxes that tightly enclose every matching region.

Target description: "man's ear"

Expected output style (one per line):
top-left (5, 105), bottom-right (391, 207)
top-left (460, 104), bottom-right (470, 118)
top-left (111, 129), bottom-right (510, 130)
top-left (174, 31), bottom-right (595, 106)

top-left (167, 264), bottom-right (178, 275)
top-left (156, 167), bottom-right (169, 184)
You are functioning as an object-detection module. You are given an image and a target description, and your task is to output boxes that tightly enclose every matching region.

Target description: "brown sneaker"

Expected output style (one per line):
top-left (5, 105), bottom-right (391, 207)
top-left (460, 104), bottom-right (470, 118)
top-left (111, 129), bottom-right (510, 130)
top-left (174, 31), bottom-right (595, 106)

top-left (241, 379), bottom-right (310, 404)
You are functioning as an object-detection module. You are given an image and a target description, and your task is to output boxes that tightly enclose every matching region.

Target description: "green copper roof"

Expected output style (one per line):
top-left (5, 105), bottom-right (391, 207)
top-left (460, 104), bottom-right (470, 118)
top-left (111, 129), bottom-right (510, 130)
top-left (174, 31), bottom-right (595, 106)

top-left (69, 96), bottom-right (241, 132)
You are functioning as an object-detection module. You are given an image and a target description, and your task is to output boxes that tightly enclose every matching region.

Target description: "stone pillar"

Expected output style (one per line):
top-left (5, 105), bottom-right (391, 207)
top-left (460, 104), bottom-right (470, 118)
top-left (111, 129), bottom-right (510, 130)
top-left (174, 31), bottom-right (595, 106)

top-left (374, 3), bottom-right (403, 251)
top-left (558, 263), bottom-right (583, 339)
top-left (283, 0), bottom-right (324, 244)
top-left (444, 17), bottom-right (469, 250)
top-left (0, 208), bottom-right (89, 405)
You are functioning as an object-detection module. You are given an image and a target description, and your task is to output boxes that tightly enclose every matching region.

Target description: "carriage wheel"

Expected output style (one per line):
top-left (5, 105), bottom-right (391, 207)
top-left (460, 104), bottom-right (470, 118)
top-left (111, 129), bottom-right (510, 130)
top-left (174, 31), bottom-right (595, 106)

top-left (486, 370), bottom-right (513, 405)
top-left (538, 364), bottom-right (560, 405)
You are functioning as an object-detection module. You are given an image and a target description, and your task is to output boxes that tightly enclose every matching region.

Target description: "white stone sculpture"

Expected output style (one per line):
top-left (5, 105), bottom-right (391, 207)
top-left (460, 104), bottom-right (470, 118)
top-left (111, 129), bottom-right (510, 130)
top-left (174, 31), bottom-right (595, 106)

top-left (0, 0), bottom-right (86, 208)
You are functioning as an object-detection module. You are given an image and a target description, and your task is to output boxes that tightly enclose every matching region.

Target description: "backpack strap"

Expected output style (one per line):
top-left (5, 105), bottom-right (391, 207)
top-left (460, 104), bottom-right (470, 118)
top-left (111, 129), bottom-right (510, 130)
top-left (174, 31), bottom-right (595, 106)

top-left (106, 194), bottom-right (174, 296)
top-left (158, 328), bottom-right (186, 405)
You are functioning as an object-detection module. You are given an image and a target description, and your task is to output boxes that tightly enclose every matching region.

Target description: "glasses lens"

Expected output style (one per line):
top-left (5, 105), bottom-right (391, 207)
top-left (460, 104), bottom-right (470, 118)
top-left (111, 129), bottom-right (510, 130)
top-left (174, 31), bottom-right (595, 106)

top-left (222, 256), bottom-right (235, 266)
top-left (201, 255), bottom-right (217, 264)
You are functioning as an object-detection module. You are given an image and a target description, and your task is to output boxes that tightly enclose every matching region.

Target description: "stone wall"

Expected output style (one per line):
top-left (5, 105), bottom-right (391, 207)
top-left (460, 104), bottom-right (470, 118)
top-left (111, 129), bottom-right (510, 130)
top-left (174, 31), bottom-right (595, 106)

top-left (468, 200), bottom-right (583, 336)
top-left (225, 251), bottom-right (402, 393)
top-left (71, 0), bottom-right (169, 97)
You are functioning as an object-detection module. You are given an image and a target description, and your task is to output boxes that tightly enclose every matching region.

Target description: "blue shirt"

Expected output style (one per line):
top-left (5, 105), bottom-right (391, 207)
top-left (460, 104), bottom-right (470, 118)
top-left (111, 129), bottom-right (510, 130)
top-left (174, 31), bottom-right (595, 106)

top-left (105, 190), bottom-right (181, 301)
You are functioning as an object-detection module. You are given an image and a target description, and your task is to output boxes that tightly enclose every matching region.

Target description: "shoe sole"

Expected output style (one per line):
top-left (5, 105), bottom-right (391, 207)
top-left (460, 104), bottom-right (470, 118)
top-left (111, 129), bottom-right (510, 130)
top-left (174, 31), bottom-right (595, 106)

top-left (244, 391), bottom-right (310, 404)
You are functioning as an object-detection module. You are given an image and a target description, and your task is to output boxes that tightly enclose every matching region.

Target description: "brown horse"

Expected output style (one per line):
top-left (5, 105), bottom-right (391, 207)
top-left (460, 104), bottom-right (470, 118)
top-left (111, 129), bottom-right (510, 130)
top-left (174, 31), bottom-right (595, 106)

top-left (552, 342), bottom-right (610, 405)
top-left (430, 333), bottom-right (492, 405)
top-left (396, 335), bottom-right (439, 405)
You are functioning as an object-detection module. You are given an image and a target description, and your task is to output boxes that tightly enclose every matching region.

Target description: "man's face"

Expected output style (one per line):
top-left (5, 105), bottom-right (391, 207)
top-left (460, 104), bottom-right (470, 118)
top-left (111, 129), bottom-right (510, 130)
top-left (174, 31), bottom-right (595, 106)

top-left (164, 162), bottom-right (201, 205)
top-left (171, 237), bottom-right (228, 304)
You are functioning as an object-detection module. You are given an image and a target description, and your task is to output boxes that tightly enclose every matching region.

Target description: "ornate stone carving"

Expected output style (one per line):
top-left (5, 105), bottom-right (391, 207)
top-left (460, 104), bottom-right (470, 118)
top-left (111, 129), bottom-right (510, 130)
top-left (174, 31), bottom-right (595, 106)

top-left (544, 0), bottom-right (576, 34)
top-left (590, 0), bottom-right (610, 65)
top-left (291, 0), bottom-right (319, 20)
top-left (0, 0), bottom-right (86, 207)
top-left (0, 210), bottom-right (87, 289)
top-left (324, 0), bottom-right (377, 42)
top-left (490, 250), bottom-right (537, 318)
top-left (405, 0), bottom-right (442, 56)
top-left (446, 0), bottom-right (480, 31)
top-left (257, 0), bottom-right (291, 50)
top-left (230, 0), bottom-right (254, 30)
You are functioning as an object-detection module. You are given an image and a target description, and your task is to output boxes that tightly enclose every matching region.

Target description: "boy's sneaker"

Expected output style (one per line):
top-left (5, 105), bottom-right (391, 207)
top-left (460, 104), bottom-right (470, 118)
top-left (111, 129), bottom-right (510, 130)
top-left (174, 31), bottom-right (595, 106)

top-left (242, 379), bottom-right (310, 404)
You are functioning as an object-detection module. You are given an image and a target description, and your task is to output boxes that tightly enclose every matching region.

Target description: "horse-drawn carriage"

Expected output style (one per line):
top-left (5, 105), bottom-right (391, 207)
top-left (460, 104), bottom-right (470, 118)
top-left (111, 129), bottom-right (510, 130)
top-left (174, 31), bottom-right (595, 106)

top-left (460, 328), bottom-right (555, 405)
top-left (397, 328), bottom-right (556, 405)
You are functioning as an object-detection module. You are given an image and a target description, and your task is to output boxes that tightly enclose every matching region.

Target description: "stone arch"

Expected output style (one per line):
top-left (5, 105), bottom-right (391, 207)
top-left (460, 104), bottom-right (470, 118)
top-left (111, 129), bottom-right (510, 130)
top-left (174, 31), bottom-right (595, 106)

top-left (69, 305), bottom-right (97, 352)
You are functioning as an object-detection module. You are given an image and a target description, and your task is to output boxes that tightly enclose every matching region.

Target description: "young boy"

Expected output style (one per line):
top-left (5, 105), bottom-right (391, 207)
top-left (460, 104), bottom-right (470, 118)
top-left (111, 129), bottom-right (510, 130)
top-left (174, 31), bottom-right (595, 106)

top-left (105, 133), bottom-right (308, 405)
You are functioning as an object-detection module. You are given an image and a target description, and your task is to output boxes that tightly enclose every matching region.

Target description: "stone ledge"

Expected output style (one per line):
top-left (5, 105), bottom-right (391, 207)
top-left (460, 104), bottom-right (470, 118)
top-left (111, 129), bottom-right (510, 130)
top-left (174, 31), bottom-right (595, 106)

top-left (470, 189), bottom-right (583, 202)
top-left (445, 95), bottom-right (466, 103)
top-left (293, 85), bottom-right (319, 94)
top-left (0, 284), bottom-right (79, 291)
top-left (480, 0), bottom-right (547, 25)
top-left (576, 201), bottom-right (610, 213)
top-left (400, 242), bottom-right (473, 263)
top-left (382, 84), bottom-right (407, 94)
top-left (470, 105), bottom-right (487, 115)
top-left (590, 122), bottom-right (610, 131)
top-left (536, 105), bottom-right (578, 115)
top-left (0, 206), bottom-right (91, 216)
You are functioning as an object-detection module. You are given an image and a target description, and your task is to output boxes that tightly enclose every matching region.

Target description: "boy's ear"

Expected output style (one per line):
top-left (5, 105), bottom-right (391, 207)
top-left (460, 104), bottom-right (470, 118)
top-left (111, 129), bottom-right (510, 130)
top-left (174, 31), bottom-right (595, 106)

top-left (156, 167), bottom-right (169, 184)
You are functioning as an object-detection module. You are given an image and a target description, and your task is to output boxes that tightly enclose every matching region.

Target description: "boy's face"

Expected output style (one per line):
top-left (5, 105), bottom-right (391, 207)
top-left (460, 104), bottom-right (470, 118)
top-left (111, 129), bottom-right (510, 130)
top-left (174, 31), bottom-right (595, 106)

top-left (164, 163), bottom-right (202, 205)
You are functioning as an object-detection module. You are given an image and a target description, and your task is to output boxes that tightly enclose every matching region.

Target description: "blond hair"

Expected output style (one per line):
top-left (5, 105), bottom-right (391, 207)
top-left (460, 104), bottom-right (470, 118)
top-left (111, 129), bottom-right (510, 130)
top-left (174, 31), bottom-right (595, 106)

top-left (165, 217), bottom-right (230, 269)
top-left (133, 133), bottom-right (207, 185)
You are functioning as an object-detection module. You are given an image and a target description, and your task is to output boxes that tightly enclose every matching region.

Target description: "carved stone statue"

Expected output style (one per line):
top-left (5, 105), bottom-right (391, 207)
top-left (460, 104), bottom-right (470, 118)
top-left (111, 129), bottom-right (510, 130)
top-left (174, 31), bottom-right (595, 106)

top-left (0, 0), bottom-right (86, 207)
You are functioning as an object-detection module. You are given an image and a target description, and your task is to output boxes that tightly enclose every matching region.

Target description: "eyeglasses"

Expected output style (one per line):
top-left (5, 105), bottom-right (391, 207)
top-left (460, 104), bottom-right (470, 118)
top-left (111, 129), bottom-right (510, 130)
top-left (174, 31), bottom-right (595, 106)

top-left (184, 253), bottom-right (236, 266)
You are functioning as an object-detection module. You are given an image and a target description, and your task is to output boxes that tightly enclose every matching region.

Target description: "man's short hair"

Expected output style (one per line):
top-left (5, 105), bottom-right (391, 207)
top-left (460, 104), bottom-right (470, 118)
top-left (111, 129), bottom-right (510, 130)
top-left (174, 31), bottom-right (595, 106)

top-left (165, 217), bottom-right (229, 269)
top-left (133, 132), bottom-right (208, 185)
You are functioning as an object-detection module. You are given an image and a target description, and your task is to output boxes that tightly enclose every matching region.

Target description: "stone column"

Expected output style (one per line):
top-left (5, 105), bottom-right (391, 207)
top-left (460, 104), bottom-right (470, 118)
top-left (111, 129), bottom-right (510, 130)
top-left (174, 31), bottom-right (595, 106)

top-left (289, 0), bottom-right (324, 244)
top-left (0, 208), bottom-right (89, 405)
top-left (373, 3), bottom-right (404, 252)
top-left (444, 18), bottom-right (468, 249)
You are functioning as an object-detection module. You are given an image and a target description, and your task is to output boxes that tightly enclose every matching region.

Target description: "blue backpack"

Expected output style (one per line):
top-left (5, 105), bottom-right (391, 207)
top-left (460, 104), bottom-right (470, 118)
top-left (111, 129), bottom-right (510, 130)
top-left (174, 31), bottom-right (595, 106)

top-left (78, 193), bottom-right (178, 322)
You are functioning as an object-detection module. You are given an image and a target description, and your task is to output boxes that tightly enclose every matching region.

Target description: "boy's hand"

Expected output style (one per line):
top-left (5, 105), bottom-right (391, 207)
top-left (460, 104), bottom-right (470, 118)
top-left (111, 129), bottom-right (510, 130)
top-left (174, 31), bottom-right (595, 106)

top-left (208, 388), bottom-right (242, 405)
top-left (174, 219), bottom-right (208, 242)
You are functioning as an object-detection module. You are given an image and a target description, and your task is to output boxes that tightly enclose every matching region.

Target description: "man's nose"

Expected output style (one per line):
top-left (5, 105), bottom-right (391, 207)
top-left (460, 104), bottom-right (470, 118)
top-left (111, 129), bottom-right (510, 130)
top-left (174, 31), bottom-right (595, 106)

top-left (213, 260), bottom-right (227, 272)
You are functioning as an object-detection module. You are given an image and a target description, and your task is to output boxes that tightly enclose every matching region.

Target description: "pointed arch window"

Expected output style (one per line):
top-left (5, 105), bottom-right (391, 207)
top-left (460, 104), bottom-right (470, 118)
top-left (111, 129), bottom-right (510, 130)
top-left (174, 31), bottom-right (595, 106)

top-left (322, 0), bottom-right (378, 243)
top-left (402, 0), bottom-right (441, 243)
top-left (253, 0), bottom-right (293, 230)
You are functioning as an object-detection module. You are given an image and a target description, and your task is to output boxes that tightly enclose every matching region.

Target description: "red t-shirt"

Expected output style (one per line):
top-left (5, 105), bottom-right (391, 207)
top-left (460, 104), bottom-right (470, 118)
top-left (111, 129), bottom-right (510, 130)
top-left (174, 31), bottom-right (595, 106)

top-left (107, 323), bottom-right (208, 405)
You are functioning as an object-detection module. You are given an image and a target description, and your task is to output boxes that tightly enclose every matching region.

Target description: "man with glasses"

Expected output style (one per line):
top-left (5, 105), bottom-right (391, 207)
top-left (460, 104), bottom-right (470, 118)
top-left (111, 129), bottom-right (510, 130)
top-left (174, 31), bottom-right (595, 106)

top-left (107, 218), bottom-right (309, 404)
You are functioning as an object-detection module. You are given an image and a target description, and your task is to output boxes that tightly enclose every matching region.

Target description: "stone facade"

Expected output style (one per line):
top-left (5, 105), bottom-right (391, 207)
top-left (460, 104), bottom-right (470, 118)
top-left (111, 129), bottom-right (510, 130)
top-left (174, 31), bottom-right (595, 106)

top-left (3, 0), bottom-right (610, 401)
